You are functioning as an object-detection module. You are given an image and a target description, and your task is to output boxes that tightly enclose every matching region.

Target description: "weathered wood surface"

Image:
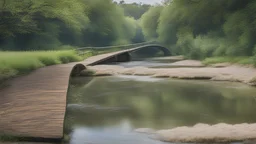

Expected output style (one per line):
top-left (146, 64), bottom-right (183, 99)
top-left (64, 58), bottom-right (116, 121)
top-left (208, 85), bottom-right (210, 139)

top-left (83, 48), bottom-right (135, 65)
top-left (0, 48), bottom-right (146, 139)
top-left (0, 63), bottom-right (75, 139)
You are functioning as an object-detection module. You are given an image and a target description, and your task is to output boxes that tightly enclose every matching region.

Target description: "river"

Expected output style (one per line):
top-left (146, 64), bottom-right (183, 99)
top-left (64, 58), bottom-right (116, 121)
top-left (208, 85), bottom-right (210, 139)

top-left (64, 60), bottom-right (256, 144)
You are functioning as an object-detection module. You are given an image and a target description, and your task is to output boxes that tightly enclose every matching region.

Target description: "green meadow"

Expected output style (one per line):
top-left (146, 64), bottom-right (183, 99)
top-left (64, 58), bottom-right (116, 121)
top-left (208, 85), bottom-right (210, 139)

top-left (0, 50), bottom-right (92, 83)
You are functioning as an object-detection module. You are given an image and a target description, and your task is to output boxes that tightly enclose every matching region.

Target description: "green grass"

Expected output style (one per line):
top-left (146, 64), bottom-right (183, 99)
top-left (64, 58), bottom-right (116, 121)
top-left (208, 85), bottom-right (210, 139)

top-left (202, 56), bottom-right (254, 66)
top-left (0, 134), bottom-right (21, 142)
top-left (0, 50), bottom-right (92, 83)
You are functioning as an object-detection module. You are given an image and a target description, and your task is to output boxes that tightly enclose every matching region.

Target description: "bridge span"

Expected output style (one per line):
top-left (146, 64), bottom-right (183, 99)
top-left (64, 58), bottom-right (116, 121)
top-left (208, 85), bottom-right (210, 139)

top-left (83, 44), bottom-right (171, 65)
top-left (0, 45), bottom-right (170, 140)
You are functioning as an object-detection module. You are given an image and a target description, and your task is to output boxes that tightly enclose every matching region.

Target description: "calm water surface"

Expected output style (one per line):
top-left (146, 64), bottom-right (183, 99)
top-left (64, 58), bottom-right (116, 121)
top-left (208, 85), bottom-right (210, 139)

top-left (65, 74), bottom-right (256, 144)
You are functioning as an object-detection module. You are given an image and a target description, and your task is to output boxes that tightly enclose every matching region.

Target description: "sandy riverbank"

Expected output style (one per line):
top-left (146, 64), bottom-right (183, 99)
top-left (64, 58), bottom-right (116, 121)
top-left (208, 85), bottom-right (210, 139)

top-left (134, 123), bottom-right (256, 143)
top-left (82, 60), bottom-right (256, 86)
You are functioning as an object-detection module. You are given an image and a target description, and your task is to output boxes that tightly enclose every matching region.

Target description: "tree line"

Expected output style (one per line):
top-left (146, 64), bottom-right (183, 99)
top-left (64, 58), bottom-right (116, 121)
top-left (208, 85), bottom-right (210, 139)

top-left (0, 0), bottom-right (148, 50)
top-left (2, 0), bottom-right (256, 62)
top-left (140, 0), bottom-right (256, 60)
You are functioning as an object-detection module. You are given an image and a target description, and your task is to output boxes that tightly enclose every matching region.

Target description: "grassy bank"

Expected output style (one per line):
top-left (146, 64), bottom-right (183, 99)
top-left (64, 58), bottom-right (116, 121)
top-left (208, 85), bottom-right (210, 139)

top-left (202, 56), bottom-right (255, 66)
top-left (0, 50), bottom-right (92, 83)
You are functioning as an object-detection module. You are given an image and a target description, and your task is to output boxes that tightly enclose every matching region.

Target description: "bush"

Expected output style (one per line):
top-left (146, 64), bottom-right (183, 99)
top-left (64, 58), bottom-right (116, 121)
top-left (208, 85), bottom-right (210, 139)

top-left (38, 54), bottom-right (62, 66)
top-left (57, 51), bottom-right (82, 63)
top-left (0, 66), bottom-right (18, 83)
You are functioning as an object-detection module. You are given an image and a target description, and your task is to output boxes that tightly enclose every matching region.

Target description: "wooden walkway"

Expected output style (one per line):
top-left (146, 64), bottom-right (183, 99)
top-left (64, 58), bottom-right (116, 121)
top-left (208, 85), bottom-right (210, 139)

top-left (0, 63), bottom-right (74, 139)
top-left (0, 46), bottom-right (166, 140)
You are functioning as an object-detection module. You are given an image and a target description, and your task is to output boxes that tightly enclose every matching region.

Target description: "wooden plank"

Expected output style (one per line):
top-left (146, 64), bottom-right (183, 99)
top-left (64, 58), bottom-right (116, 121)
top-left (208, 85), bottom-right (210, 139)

top-left (0, 64), bottom-right (74, 139)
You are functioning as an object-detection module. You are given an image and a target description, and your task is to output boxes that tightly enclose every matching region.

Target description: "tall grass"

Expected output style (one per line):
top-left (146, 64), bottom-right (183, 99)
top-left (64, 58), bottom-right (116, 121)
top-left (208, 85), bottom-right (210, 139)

top-left (0, 50), bottom-right (86, 82)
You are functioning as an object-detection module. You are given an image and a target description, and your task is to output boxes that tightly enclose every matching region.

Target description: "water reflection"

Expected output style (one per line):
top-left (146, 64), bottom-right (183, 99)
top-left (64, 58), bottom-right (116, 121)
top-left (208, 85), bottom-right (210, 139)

top-left (70, 121), bottom-right (170, 144)
top-left (65, 76), bottom-right (256, 144)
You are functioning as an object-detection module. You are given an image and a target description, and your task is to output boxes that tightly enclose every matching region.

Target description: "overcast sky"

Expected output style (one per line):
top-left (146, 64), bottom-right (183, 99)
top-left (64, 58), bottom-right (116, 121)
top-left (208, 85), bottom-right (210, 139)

top-left (114, 0), bottom-right (161, 5)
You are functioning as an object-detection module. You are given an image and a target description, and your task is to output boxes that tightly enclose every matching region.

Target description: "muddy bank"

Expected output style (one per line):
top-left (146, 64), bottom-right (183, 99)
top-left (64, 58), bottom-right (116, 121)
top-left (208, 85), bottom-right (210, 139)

top-left (83, 63), bottom-right (256, 86)
top-left (155, 123), bottom-right (256, 143)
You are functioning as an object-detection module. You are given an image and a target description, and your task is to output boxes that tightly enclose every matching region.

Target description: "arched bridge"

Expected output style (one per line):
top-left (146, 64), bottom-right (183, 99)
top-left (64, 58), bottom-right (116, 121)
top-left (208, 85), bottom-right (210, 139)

top-left (130, 44), bottom-right (171, 56)
top-left (0, 44), bottom-right (170, 141)
top-left (84, 44), bottom-right (171, 65)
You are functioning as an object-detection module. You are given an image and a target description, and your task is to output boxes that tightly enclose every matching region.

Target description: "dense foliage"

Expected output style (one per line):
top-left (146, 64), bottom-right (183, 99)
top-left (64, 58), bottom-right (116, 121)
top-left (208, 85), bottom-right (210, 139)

top-left (0, 0), bottom-right (143, 50)
top-left (140, 6), bottom-right (163, 40)
top-left (117, 1), bottom-right (150, 19)
top-left (140, 0), bottom-right (256, 63)
top-left (2, 0), bottom-right (256, 66)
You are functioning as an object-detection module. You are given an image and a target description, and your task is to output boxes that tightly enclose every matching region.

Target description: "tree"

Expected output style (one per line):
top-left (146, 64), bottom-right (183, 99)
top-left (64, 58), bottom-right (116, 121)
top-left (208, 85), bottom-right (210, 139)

top-left (140, 6), bottom-right (162, 40)
top-left (119, 2), bottom-right (150, 19)
top-left (119, 0), bottom-right (125, 4)
top-left (154, 0), bottom-right (256, 58)
top-left (0, 0), bottom-right (88, 38)
top-left (81, 0), bottom-right (129, 46)
top-left (0, 0), bottom-right (140, 50)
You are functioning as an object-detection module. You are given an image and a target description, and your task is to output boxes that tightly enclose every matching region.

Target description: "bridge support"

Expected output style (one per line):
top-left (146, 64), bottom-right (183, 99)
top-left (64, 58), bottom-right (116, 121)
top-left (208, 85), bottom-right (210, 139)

top-left (70, 64), bottom-right (86, 77)
top-left (116, 52), bottom-right (131, 62)
top-left (96, 52), bottom-right (131, 64)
